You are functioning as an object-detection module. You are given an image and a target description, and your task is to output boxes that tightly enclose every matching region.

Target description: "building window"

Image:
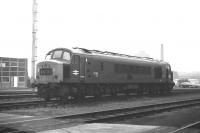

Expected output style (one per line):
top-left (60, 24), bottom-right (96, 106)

top-left (10, 67), bottom-right (17, 71)
top-left (0, 63), bottom-right (6, 67)
top-left (18, 59), bottom-right (26, 62)
top-left (18, 77), bottom-right (25, 82)
top-left (18, 67), bottom-right (25, 71)
top-left (10, 58), bottom-right (18, 62)
top-left (2, 77), bottom-right (9, 82)
top-left (18, 72), bottom-right (25, 76)
top-left (4, 62), bottom-right (10, 67)
top-left (10, 72), bottom-right (17, 76)
top-left (3, 67), bottom-right (9, 71)
top-left (11, 62), bottom-right (17, 66)
top-left (19, 62), bottom-right (25, 67)
top-left (2, 58), bottom-right (9, 61)
top-left (3, 72), bottom-right (9, 76)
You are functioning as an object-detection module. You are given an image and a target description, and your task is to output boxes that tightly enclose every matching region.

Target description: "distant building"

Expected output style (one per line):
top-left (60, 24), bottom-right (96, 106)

top-left (173, 71), bottom-right (179, 79)
top-left (178, 72), bottom-right (200, 80)
top-left (0, 57), bottom-right (28, 88)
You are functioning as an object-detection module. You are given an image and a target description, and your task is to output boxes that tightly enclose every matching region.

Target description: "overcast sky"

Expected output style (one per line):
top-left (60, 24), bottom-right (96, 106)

top-left (0, 0), bottom-right (200, 76)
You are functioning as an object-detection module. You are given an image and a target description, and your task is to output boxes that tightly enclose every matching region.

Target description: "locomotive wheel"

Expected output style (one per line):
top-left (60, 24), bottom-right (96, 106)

top-left (124, 88), bottom-right (130, 95)
top-left (100, 87), bottom-right (106, 96)
top-left (165, 89), bottom-right (171, 94)
top-left (44, 94), bottom-right (50, 101)
top-left (72, 88), bottom-right (84, 100)
top-left (111, 88), bottom-right (117, 96)
top-left (161, 86), bottom-right (169, 94)
top-left (159, 89), bottom-right (165, 95)
top-left (148, 88), bottom-right (155, 95)
top-left (78, 88), bottom-right (85, 99)
top-left (136, 85), bottom-right (144, 95)
top-left (94, 88), bottom-right (101, 98)
top-left (152, 88), bottom-right (158, 95)
top-left (59, 96), bottom-right (68, 101)
top-left (70, 87), bottom-right (78, 99)
top-left (136, 89), bottom-right (143, 95)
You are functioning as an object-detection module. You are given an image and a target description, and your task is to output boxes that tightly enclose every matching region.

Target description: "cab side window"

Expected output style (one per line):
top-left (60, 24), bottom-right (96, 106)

top-left (63, 52), bottom-right (71, 60)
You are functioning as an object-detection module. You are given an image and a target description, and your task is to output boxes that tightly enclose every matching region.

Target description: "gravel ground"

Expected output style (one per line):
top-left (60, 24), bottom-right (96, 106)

top-left (2, 90), bottom-right (200, 117)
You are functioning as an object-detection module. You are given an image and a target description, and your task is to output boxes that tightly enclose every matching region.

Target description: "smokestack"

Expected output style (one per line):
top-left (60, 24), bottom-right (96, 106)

top-left (161, 44), bottom-right (164, 61)
top-left (32, 0), bottom-right (38, 82)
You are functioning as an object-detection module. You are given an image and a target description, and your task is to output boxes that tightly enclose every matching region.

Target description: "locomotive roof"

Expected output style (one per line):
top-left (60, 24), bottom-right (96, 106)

top-left (47, 47), bottom-right (169, 65)
top-left (46, 48), bottom-right (73, 55)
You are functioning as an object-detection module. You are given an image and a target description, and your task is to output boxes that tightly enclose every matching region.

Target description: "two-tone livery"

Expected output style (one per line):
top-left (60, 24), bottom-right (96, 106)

top-left (35, 47), bottom-right (174, 100)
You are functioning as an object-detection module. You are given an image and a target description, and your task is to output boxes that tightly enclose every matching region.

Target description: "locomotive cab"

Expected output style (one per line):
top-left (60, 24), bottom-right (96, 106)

top-left (35, 48), bottom-right (73, 100)
top-left (36, 48), bottom-right (72, 84)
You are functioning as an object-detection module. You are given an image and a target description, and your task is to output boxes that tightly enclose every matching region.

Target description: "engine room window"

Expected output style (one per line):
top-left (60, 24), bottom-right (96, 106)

top-left (52, 50), bottom-right (63, 59)
top-left (115, 64), bottom-right (151, 75)
top-left (63, 52), bottom-right (70, 60)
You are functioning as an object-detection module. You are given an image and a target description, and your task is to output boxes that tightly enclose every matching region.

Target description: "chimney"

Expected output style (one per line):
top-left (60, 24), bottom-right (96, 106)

top-left (161, 44), bottom-right (164, 61)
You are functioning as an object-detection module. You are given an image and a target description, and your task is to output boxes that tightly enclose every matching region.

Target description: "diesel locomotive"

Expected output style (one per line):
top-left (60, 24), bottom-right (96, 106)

top-left (35, 47), bottom-right (175, 100)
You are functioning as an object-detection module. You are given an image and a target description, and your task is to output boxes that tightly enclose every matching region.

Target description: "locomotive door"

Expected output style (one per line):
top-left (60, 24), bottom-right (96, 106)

top-left (166, 68), bottom-right (169, 80)
top-left (73, 55), bottom-right (85, 82)
top-left (79, 57), bottom-right (86, 82)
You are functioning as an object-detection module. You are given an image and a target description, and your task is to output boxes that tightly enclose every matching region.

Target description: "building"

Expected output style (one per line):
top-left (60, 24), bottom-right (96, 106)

top-left (0, 57), bottom-right (28, 88)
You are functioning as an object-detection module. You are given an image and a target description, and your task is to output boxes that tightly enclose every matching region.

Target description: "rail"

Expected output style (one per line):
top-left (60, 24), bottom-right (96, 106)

top-left (169, 121), bottom-right (200, 133)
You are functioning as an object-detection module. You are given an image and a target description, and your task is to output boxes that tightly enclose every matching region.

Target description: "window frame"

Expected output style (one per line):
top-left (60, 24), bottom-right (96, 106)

top-left (46, 50), bottom-right (71, 61)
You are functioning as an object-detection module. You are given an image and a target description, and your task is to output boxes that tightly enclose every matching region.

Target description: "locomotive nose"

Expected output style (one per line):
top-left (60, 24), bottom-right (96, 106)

top-left (36, 61), bottom-right (63, 83)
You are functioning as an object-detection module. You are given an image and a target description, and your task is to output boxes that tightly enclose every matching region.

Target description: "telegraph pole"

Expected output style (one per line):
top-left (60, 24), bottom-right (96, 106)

top-left (32, 0), bottom-right (37, 82)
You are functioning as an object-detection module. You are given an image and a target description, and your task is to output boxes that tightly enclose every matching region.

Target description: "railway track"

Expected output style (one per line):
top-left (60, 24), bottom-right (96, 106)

top-left (0, 90), bottom-right (199, 111)
top-left (0, 88), bottom-right (199, 103)
top-left (54, 98), bottom-right (200, 125)
top-left (0, 89), bottom-right (37, 100)
top-left (0, 100), bottom-right (58, 111)
top-left (0, 87), bottom-right (199, 101)
top-left (1, 88), bottom-right (200, 111)
top-left (0, 94), bottom-right (37, 99)
top-left (1, 98), bottom-right (200, 133)
top-left (0, 89), bottom-right (36, 95)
